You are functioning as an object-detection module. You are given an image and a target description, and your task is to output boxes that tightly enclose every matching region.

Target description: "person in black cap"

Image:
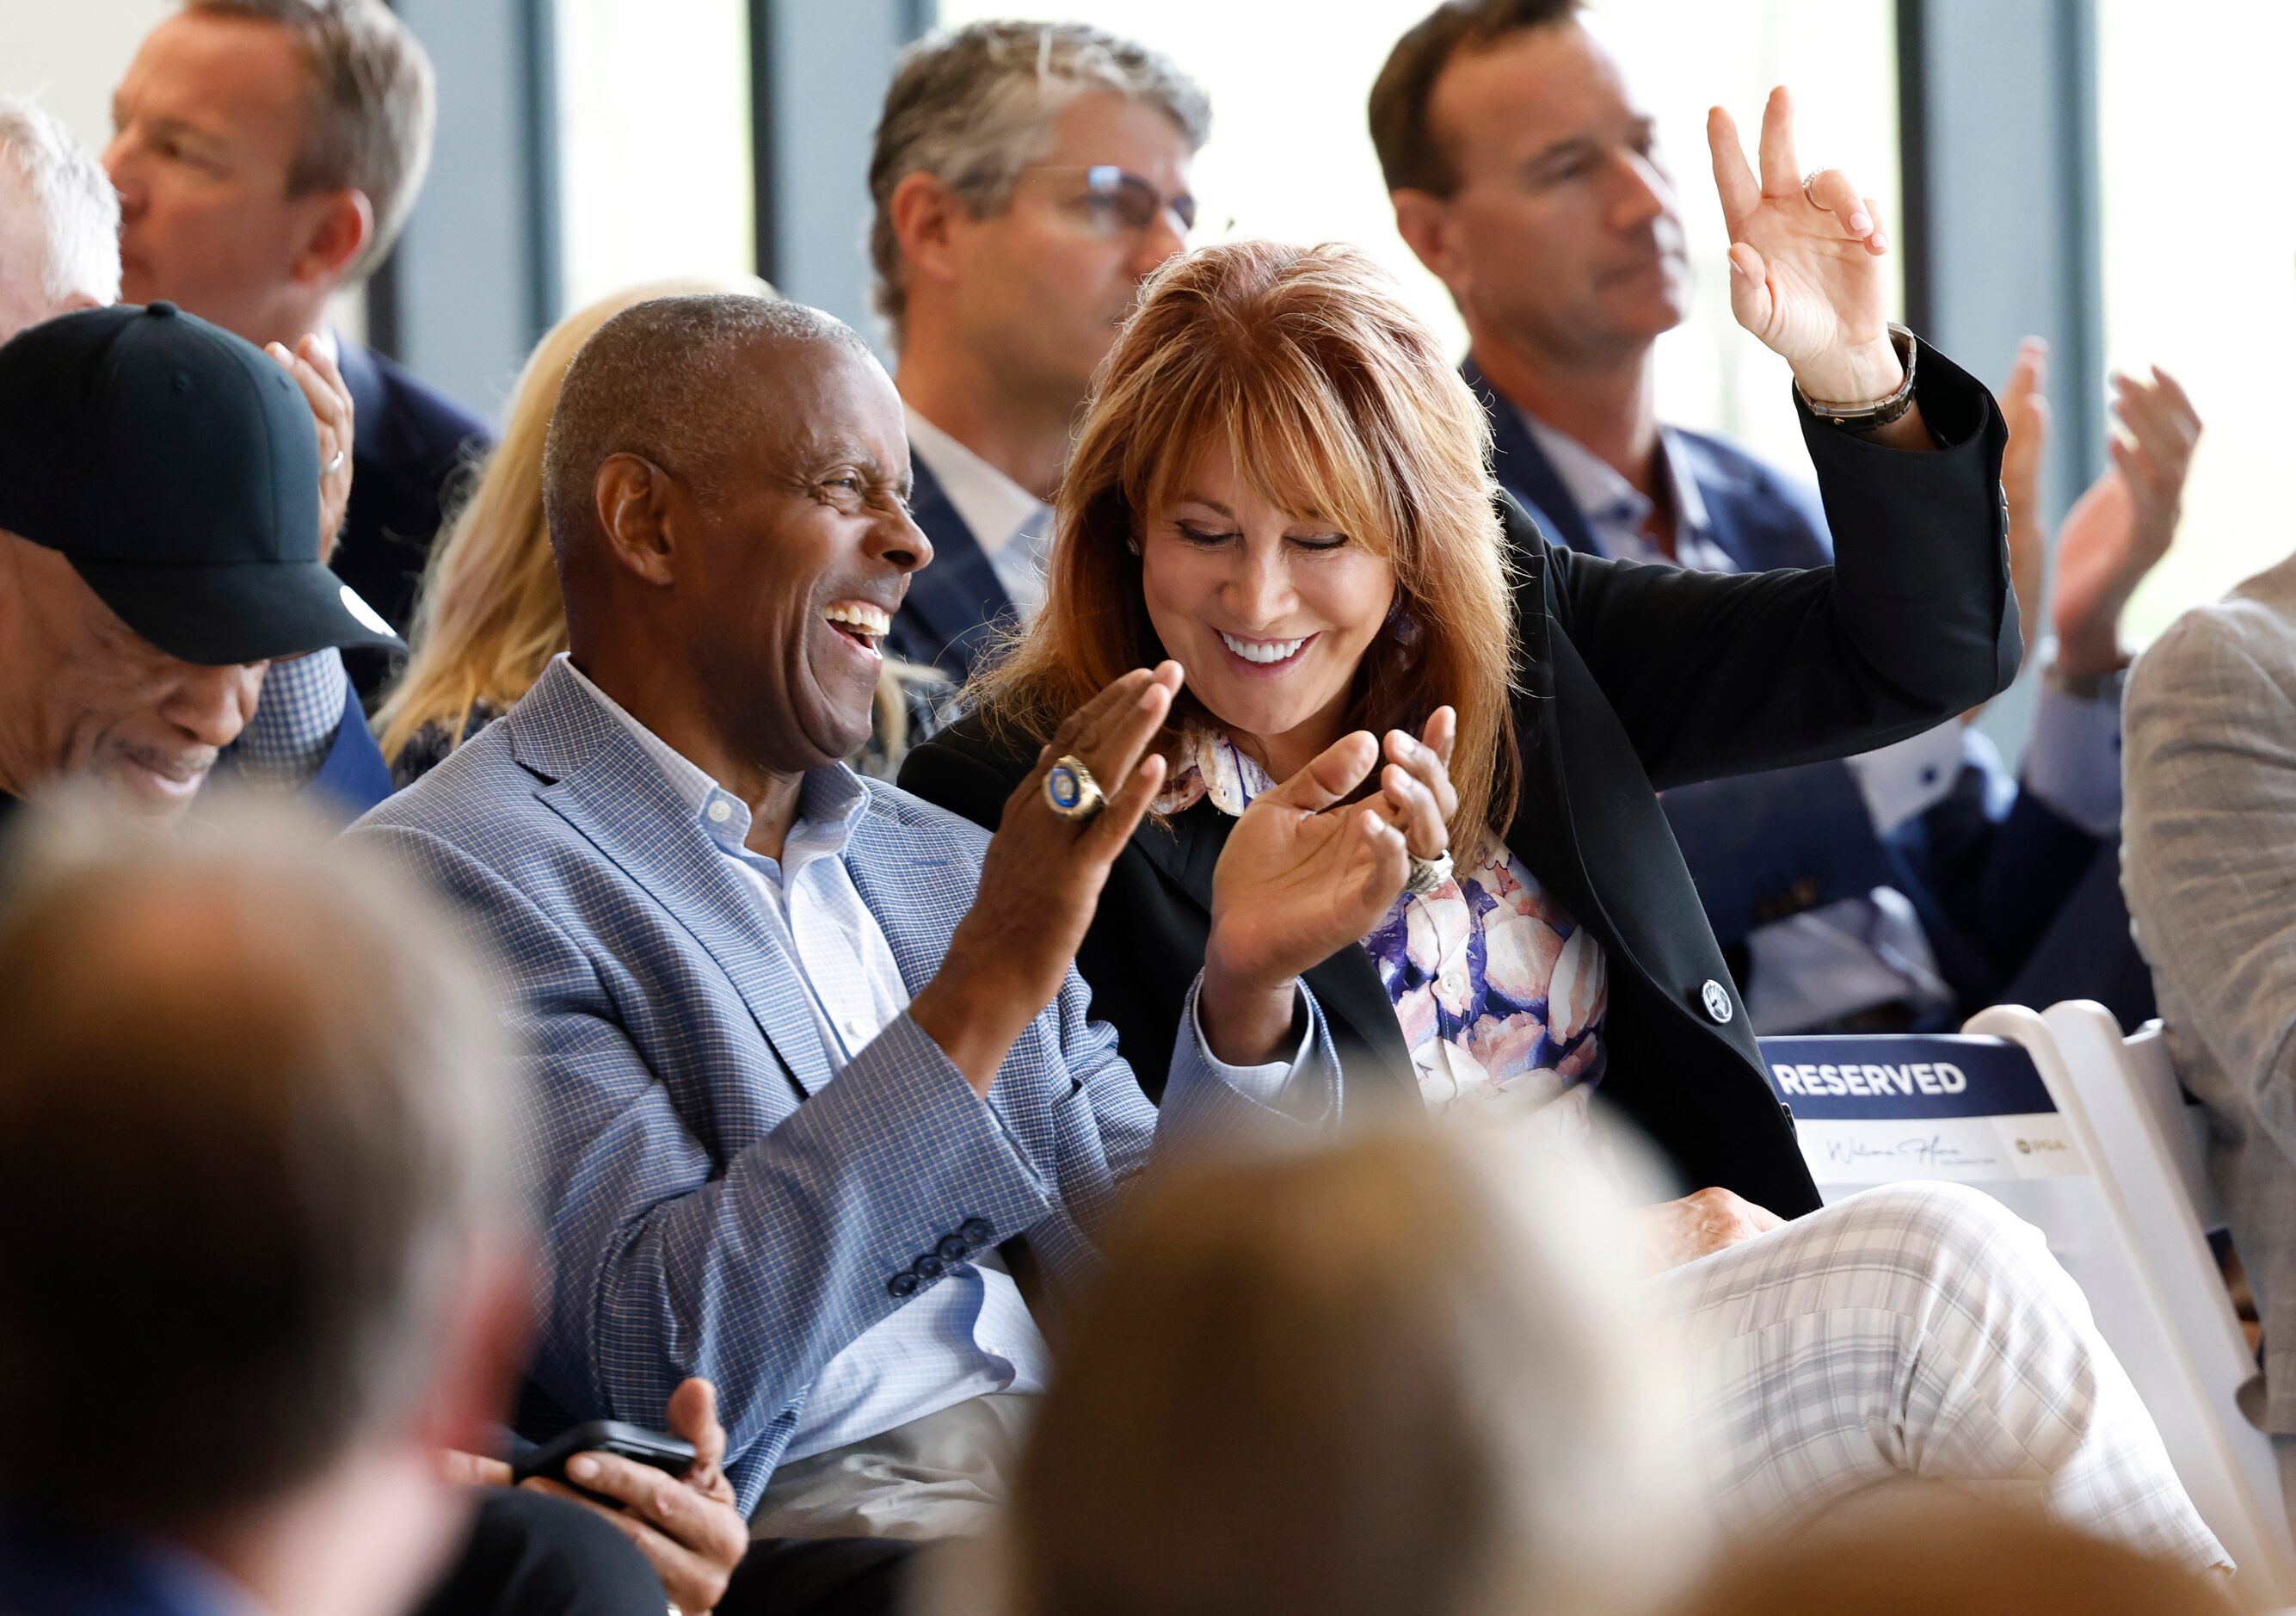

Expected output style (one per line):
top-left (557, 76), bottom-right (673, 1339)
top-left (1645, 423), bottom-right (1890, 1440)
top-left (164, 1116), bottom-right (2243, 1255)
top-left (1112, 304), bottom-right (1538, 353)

top-left (0, 299), bottom-right (401, 823)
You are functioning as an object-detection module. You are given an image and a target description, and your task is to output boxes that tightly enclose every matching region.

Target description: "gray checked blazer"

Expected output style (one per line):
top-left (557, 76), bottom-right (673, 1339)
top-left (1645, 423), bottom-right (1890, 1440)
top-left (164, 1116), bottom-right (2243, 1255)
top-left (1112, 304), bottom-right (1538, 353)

top-left (2122, 549), bottom-right (2296, 1437)
top-left (350, 659), bottom-right (1336, 1510)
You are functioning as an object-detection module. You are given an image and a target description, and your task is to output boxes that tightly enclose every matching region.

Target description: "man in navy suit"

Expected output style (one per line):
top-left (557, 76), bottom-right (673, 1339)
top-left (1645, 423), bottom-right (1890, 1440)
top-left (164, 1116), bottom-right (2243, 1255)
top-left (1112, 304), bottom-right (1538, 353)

top-left (106, 0), bottom-right (494, 703)
top-left (870, 22), bottom-right (1206, 682)
top-left (1371, 0), bottom-right (2196, 1030)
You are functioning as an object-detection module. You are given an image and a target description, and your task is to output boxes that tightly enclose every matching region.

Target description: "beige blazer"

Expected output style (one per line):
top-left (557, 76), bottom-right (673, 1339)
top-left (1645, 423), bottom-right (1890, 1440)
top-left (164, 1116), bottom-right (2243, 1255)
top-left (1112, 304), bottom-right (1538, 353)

top-left (2123, 550), bottom-right (2296, 1435)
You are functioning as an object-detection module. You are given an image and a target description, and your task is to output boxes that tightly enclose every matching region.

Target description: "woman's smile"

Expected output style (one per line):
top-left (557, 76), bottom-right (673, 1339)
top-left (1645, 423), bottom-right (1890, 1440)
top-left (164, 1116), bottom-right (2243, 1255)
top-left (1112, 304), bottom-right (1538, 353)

top-left (1214, 626), bottom-right (1318, 676)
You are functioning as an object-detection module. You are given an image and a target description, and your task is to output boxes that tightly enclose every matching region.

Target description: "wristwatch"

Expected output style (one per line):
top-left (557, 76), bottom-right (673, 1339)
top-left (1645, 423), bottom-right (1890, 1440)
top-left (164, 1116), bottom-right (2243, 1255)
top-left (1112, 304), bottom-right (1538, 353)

top-left (1794, 324), bottom-right (1919, 432)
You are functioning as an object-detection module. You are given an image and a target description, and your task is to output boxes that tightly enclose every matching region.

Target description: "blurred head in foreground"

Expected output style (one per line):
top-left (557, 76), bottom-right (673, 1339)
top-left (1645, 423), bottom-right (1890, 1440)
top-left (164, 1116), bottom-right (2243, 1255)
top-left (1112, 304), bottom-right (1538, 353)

top-left (1673, 1483), bottom-right (2234, 1616)
top-left (0, 791), bottom-right (526, 1616)
top-left (1010, 1123), bottom-right (1702, 1616)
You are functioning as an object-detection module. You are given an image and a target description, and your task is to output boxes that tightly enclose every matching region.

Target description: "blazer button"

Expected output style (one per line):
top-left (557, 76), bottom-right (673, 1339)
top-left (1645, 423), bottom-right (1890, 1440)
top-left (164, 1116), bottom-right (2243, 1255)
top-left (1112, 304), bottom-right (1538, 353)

top-left (938, 1233), bottom-right (969, 1261)
top-left (913, 1254), bottom-right (945, 1280)
top-left (887, 1272), bottom-right (920, 1298)
top-left (1700, 978), bottom-right (1734, 1025)
top-left (959, 1218), bottom-right (994, 1244)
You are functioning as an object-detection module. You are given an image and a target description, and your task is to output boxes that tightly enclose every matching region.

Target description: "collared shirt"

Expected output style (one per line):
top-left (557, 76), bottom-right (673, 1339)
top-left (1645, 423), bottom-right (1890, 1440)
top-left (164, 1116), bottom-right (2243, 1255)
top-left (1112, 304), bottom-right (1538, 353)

top-left (1521, 411), bottom-right (1740, 576)
top-left (557, 657), bottom-right (1303, 1459)
top-left (904, 406), bottom-right (1054, 620)
top-left (221, 649), bottom-right (348, 790)
top-left (1517, 414), bottom-right (2124, 1033)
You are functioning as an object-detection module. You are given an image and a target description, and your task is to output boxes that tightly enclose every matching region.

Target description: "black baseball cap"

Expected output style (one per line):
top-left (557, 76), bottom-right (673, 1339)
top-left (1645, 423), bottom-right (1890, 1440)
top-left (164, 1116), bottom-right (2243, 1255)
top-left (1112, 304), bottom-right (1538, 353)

top-left (0, 301), bottom-right (404, 666)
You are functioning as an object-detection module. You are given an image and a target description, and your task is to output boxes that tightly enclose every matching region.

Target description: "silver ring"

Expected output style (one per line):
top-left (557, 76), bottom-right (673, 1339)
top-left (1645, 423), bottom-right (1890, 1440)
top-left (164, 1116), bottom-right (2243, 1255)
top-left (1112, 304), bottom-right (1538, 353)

top-left (1405, 849), bottom-right (1454, 897)
top-left (1801, 169), bottom-right (1826, 207)
top-left (1044, 754), bottom-right (1105, 823)
top-left (324, 449), bottom-right (346, 475)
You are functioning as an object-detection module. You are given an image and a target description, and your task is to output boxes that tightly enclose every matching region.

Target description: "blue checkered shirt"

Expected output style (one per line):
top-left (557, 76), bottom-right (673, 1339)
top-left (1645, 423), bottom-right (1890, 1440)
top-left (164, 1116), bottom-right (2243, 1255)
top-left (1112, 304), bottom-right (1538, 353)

top-left (354, 657), bottom-right (1335, 1508)
top-left (225, 650), bottom-right (348, 788)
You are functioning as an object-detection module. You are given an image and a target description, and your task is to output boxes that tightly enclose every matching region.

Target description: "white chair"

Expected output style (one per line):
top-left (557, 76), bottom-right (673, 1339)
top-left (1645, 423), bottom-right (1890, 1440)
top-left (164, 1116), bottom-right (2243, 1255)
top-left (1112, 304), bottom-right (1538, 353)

top-left (2120, 1016), bottom-right (2227, 1231)
top-left (2034, 1001), bottom-right (2291, 1581)
top-left (1760, 1015), bottom-right (2296, 1610)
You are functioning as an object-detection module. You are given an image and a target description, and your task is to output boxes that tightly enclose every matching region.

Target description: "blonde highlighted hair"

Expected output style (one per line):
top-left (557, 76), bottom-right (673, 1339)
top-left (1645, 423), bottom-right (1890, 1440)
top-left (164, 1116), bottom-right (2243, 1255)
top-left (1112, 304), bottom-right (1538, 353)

top-left (374, 274), bottom-right (769, 767)
top-left (972, 239), bottom-right (1520, 848)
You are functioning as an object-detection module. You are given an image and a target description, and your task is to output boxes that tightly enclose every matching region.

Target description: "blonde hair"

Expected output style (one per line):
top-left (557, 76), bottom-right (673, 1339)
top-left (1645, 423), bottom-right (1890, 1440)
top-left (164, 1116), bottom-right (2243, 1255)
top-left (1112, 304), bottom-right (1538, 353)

top-left (970, 240), bottom-right (1519, 848)
top-left (1011, 1126), bottom-right (1699, 1616)
top-left (374, 274), bottom-right (769, 766)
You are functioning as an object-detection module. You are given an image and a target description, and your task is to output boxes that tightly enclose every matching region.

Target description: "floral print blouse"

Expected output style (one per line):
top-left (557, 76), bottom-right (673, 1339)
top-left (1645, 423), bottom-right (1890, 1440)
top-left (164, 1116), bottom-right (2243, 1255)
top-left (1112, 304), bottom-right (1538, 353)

top-left (1156, 725), bottom-right (1610, 1133)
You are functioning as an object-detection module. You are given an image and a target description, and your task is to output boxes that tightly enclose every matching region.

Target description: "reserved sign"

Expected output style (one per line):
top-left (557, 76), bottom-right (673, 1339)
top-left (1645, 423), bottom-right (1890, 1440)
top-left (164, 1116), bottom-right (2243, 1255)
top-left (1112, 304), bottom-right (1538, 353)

top-left (1760, 1034), bottom-right (2086, 1186)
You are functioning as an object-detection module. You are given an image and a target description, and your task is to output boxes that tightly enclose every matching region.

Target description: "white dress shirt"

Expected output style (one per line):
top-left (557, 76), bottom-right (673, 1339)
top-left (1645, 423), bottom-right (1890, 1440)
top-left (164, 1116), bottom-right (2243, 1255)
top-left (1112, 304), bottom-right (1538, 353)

top-left (904, 406), bottom-right (1054, 621)
top-left (1519, 414), bottom-right (2123, 1032)
top-left (558, 657), bottom-right (1303, 1459)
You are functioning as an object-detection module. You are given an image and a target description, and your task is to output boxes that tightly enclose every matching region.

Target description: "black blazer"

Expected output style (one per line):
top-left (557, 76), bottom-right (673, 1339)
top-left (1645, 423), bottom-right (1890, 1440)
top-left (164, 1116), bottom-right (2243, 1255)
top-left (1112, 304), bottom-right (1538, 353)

top-left (885, 455), bottom-right (1018, 683)
top-left (900, 342), bottom-right (2014, 1218)
top-left (334, 336), bottom-right (496, 703)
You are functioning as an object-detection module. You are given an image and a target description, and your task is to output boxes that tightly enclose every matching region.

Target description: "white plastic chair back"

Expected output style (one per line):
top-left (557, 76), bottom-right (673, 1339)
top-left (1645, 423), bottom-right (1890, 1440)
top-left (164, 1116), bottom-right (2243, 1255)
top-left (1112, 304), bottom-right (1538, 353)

top-left (1759, 1013), bottom-right (2295, 1609)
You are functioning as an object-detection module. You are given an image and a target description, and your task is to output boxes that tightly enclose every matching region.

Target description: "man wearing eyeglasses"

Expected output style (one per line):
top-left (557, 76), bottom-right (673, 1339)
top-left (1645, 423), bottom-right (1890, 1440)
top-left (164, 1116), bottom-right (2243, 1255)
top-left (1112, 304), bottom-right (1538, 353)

top-left (870, 21), bottom-right (1207, 682)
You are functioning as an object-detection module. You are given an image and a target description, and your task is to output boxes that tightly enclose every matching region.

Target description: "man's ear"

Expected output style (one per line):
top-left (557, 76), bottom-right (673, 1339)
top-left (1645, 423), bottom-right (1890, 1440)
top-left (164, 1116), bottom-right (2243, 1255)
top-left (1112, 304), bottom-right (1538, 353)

top-left (594, 453), bottom-right (680, 587)
top-left (288, 188), bottom-right (373, 287)
top-left (887, 170), bottom-right (966, 298)
top-left (1392, 188), bottom-right (1470, 303)
top-left (409, 1232), bottom-right (536, 1463)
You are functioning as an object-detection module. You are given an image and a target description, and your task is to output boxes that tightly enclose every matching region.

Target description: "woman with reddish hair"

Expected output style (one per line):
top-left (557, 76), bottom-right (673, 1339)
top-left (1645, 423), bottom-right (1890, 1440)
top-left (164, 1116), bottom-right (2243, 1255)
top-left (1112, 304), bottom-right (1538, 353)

top-left (902, 97), bottom-right (2227, 1571)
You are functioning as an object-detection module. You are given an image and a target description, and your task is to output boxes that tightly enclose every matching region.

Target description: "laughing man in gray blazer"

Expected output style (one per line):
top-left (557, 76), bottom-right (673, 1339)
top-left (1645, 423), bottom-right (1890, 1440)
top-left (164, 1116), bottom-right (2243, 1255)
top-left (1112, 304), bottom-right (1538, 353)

top-left (348, 296), bottom-right (1414, 1551)
top-left (2124, 548), bottom-right (2296, 1517)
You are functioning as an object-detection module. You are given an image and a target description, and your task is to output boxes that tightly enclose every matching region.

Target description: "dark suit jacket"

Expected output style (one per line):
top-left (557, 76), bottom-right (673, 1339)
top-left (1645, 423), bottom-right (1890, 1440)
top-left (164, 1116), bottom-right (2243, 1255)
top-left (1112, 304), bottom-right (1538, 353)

top-left (298, 678), bottom-right (395, 817)
top-left (885, 454), bottom-right (1018, 682)
top-left (904, 342), bottom-right (2016, 1218)
top-left (1468, 357), bottom-right (2140, 1025)
top-left (334, 337), bottom-right (494, 703)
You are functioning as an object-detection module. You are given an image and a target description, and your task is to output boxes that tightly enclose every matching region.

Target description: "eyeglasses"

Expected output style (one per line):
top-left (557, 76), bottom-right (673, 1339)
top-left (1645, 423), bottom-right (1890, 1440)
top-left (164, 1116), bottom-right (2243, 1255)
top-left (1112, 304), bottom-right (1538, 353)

top-left (1019, 164), bottom-right (1198, 241)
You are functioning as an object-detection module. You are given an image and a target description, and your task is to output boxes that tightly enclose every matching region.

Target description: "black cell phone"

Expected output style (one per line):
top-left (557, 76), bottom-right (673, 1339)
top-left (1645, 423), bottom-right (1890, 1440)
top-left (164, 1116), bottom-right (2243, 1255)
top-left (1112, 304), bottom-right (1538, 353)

top-left (511, 1420), bottom-right (698, 1507)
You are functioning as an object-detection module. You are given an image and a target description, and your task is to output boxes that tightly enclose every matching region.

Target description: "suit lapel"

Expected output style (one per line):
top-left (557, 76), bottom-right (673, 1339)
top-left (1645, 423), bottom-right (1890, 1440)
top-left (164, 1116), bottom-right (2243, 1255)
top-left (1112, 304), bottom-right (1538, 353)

top-left (899, 458), bottom-right (1015, 678)
top-left (508, 664), bottom-right (834, 1097)
top-left (1466, 357), bottom-right (1603, 558)
top-left (1131, 802), bottom-right (1420, 1109)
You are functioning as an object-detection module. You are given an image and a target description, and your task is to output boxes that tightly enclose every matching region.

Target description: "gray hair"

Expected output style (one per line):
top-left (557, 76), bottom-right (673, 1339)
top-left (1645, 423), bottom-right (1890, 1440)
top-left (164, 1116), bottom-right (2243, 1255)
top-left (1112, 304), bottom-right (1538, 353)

top-left (186, 0), bottom-right (436, 281)
top-left (0, 789), bottom-right (514, 1526)
top-left (866, 21), bottom-right (1211, 343)
top-left (0, 96), bottom-right (122, 309)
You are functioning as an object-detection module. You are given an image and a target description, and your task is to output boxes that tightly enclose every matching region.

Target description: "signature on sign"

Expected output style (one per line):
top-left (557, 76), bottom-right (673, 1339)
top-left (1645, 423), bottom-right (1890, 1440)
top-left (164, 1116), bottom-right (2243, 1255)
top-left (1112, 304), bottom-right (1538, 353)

top-left (1821, 1133), bottom-right (1996, 1171)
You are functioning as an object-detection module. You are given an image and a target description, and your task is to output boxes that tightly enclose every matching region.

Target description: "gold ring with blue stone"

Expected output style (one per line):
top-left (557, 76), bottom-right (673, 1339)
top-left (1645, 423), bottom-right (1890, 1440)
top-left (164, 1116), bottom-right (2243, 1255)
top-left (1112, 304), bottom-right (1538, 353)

top-left (1044, 754), bottom-right (1105, 822)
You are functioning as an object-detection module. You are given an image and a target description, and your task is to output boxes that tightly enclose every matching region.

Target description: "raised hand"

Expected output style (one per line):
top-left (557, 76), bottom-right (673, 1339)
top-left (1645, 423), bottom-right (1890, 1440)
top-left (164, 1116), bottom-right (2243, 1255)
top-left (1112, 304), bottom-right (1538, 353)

top-left (2053, 366), bottom-right (2201, 679)
top-left (911, 663), bottom-right (1181, 1093)
top-left (1707, 87), bottom-right (1904, 411)
top-left (266, 334), bottom-right (355, 562)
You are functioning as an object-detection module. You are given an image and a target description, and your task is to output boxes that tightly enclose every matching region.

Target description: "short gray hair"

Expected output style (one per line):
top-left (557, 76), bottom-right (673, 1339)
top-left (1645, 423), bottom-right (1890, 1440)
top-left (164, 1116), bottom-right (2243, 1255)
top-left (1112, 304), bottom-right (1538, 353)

top-left (0, 790), bottom-right (513, 1526)
top-left (866, 21), bottom-right (1211, 343)
top-left (542, 293), bottom-right (871, 566)
top-left (187, 0), bottom-right (436, 281)
top-left (0, 96), bottom-right (122, 309)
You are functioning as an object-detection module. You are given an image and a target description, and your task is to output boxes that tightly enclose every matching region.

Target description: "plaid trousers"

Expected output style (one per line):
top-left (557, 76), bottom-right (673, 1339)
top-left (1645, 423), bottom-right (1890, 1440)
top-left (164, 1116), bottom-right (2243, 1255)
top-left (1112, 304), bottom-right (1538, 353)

top-left (1652, 1180), bottom-right (2228, 1573)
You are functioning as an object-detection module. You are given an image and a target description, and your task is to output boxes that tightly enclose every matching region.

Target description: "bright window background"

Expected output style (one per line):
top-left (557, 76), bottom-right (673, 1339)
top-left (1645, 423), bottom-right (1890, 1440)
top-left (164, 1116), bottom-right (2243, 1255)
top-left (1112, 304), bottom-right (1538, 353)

top-left (933, 0), bottom-right (1899, 471)
top-left (2097, 1), bottom-right (2296, 645)
top-left (552, 0), bottom-right (757, 317)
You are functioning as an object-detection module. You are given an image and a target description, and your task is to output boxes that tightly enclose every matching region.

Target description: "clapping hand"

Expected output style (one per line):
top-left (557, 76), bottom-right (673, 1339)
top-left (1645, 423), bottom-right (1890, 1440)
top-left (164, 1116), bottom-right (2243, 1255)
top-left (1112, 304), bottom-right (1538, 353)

top-left (913, 663), bottom-right (1180, 1093)
top-left (1997, 337), bottom-right (2053, 655)
top-left (1990, 340), bottom-right (2200, 682)
top-left (1199, 709), bottom-right (1460, 1064)
top-left (2053, 366), bottom-right (2201, 679)
top-left (1708, 88), bottom-right (1911, 429)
